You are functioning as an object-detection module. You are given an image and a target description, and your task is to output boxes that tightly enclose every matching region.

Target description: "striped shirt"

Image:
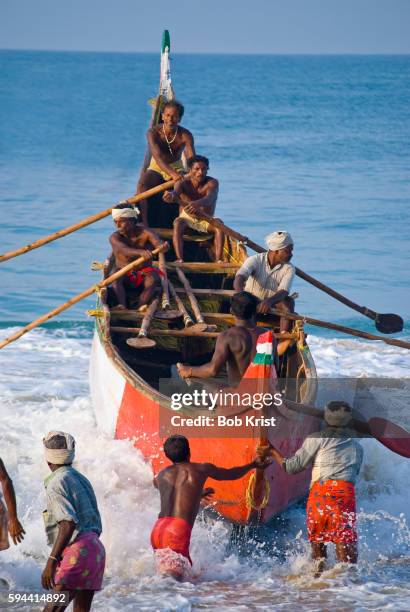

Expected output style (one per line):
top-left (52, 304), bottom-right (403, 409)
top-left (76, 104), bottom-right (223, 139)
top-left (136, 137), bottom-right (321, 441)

top-left (43, 466), bottom-right (102, 547)
top-left (284, 428), bottom-right (363, 486)
top-left (236, 253), bottom-right (295, 300)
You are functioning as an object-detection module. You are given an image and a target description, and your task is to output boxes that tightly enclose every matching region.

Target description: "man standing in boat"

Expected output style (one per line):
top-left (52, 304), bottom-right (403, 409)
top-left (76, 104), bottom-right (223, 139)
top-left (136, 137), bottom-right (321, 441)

top-left (177, 291), bottom-right (273, 385)
top-left (0, 458), bottom-right (25, 551)
top-left (109, 205), bottom-right (168, 312)
top-left (163, 154), bottom-right (224, 263)
top-left (258, 401), bottom-right (363, 576)
top-left (151, 434), bottom-right (270, 579)
top-left (233, 231), bottom-right (295, 334)
top-left (137, 100), bottom-right (195, 227)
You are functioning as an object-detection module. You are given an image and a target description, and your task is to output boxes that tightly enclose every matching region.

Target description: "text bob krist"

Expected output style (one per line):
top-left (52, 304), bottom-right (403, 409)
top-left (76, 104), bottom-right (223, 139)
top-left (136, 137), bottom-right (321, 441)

top-left (170, 389), bottom-right (284, 411)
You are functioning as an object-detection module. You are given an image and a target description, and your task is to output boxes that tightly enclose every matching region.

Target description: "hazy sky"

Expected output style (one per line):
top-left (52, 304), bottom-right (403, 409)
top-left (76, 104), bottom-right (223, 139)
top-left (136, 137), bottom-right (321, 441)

top-left (1, 0), bottom-right (409, 54)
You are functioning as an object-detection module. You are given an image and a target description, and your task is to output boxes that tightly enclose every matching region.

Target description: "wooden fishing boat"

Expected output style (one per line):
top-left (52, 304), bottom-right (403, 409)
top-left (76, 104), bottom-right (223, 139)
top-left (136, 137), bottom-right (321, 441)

top-left (90, 31), bottom-right (318, 524)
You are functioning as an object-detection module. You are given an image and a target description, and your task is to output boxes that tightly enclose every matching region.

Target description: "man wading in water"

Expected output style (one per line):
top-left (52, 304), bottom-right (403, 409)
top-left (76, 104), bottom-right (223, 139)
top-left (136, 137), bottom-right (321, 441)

top-left (151, 435), bottom-right (271, 579)
top-left (258, 401), bottom-right (363, 576)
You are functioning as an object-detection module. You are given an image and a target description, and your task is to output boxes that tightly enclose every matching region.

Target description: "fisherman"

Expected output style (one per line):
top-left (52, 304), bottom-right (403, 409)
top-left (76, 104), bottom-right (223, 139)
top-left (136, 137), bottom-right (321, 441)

top-left (177, 291), bottom-right (274, 386)
top-left (109, 205), bottom-right (168, 312)
top-left (258, 401), bottom-right (363, 575)
top-left (137, 100), bottom-right (195, 226)
top-left (162, 154), bottom-right (224, 263)
top-left (41, 431), bottom-right (105, 612)
top-left (151, 434), bottom-right (270, 579)
top-left (233, 231), bottom-right (295, 333)
top-left (0, 458), bottom-right (25, 551)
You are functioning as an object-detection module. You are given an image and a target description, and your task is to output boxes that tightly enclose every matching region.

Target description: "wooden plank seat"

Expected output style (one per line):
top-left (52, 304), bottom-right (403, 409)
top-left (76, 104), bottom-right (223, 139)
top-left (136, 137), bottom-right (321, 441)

top-left (152, 227), bottom-right (213, 242)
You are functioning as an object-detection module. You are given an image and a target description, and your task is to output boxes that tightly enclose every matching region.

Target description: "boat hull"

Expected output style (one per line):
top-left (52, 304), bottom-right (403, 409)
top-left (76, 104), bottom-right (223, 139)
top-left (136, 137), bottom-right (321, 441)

top-left (90, 327), bottom-right (318, 524)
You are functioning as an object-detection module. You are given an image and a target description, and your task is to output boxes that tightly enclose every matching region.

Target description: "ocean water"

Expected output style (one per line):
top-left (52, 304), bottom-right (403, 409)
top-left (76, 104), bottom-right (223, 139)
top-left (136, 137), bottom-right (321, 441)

top-left (0, 51), bottom-right (410, 610)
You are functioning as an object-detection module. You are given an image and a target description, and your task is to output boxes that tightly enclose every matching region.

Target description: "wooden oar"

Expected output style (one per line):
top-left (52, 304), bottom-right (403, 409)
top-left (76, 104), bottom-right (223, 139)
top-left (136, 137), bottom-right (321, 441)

top-left (284, 399), bottom-right (410, 459)
top-left (126, 298), bottom-right (159, 349)
top-left (175, 267), bottom-right (208, 332)
top-left (0, 181), bottom-right (175, 264)
top-left (155, 253), bottom-right (180, 320)
top-left (181, 211), bottom-right (404, 334)
top-left (0, 245), bottom-right (167, 350)
top-left (167, 280), bottom-right (194, 328)
top-left (268, 309), bottom-right (410, 351)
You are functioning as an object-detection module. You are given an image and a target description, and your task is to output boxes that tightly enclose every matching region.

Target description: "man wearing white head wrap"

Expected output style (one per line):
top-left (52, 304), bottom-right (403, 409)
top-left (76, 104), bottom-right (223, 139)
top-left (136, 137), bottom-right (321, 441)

top-left (109, 205), bottom-right (169, 312)
top-left (41, 432), bottom-right (105, 609)
top-left (234, 230), bottom-right (295, 333)
top-left (111, 206), bottom-right (140, 221)
top-left (258, 400), bottom-right (363, 575)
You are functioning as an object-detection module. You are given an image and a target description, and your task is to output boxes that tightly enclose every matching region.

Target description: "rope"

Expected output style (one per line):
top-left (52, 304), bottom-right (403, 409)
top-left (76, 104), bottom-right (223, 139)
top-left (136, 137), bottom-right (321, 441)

top-left (245, 473), bottom-right (270, 511)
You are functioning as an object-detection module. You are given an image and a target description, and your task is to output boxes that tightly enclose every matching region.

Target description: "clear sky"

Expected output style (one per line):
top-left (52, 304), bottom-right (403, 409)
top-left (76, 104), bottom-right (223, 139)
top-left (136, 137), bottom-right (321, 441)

top-left (1, 0), bottom-right (409, 54)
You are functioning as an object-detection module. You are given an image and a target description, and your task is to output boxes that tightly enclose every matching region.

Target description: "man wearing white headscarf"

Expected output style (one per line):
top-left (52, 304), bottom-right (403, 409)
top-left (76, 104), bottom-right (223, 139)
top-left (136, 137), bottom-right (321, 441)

top-left (258, 401), bottom-right (363, 575)
top-left (109, 204), bottom-right (169, 312)
top-left (41, 432), bottom-right (105, 611)
top-left (234, 231), bottom-right (295, 333)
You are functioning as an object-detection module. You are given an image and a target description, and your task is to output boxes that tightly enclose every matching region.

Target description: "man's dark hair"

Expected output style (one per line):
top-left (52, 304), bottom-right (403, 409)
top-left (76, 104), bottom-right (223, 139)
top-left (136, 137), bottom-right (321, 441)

top-left (163, 435), bottom-right (190, 463)
top-left (231, 291), bottom-right (259, 320)
top-left (163, 100), bottom-right (184, 119)
top-left (44, 435), bottom-right (68, 449)
top-left (326, 400), bottom-right (352, 412)
top-left (187, 155), bottom-right (209, 169)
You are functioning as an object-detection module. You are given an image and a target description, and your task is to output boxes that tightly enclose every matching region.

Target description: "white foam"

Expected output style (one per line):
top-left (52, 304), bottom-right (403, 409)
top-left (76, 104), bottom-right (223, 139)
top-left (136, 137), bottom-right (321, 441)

top-left (0, 327), bottom-right (409, 609)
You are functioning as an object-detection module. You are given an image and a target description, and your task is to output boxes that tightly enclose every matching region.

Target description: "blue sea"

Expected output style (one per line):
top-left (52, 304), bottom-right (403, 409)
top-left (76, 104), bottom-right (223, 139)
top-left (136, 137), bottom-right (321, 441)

top-left (1, 51), bottom-right (409, 610)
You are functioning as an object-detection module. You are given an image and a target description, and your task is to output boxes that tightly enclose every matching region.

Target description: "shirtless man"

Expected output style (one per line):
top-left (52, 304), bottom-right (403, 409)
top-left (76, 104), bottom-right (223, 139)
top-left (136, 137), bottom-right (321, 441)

top-left (163, 154), bottom-right (224, 263)
top-left (0, 458), bottom-right (25, 551)
top-left (109, 206), bottom-right (168, 312)
top-left (151, 435), bottom-right (270, 579)
top-left (177, 291), bottom-right (274, 386)
top-left (137, 100), bottom-right (195, 226)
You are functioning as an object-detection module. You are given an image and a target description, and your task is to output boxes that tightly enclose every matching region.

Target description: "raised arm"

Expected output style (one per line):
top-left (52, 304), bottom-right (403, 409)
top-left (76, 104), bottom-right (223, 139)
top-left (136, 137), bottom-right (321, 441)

top-left (0, 459), bottom-right (25, 545)
top-left (147, 129), bottom-right (182, 181)
top-left (202, 461), bottom-right (257, 481)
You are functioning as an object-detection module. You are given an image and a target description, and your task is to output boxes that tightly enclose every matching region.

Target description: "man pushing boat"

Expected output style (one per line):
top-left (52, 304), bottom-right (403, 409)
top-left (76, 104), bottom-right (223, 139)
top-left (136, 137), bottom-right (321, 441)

top-left (162, 154), bottom-right (224, 263)
top-left (137, 100), bottom-right (195, 226)
top-left (258, 401), bottom-right (363, 576)
top-left (109, 205), bottom-right (168, 312)
top-left (151, 434), bottom-right (270, 580)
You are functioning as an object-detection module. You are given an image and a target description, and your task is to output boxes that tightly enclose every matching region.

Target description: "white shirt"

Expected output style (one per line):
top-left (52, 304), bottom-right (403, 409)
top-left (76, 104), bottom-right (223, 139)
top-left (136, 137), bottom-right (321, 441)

top-left (236, 252), bottom-right (295, 300)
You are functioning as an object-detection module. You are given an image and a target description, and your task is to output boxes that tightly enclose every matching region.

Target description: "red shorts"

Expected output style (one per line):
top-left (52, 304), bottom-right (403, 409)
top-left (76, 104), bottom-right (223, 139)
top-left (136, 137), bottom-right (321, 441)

top-left (151, 517), bottom-right (192, 564)
top-left (306, 480), bottom-right (357, 544)
top-left (127, 266), bottom-right (163, 288)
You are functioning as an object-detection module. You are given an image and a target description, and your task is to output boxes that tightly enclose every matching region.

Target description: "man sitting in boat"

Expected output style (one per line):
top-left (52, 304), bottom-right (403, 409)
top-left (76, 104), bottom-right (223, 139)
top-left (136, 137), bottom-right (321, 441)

top-left (151, 434), bottom-right (270, 580)
top-left (137, 100), bottom-right (195, 227)
top-left (163, 154), bottom-right (224, 263)
top-left (109, 205), bottom-right (168, 312)
top-left (177, 291), bottom-right (273, 386)
top-left (233, 231), bottom-right (295, 334)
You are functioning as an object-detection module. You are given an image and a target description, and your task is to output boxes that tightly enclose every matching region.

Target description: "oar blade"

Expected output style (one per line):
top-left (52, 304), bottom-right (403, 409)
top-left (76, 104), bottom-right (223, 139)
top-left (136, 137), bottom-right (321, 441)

top-left (127, 337), bottom-right (157, 349)
top-left (375, 313), bottom-right (404, 334)
top-left (368, 417), bottom-right (410, 458)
